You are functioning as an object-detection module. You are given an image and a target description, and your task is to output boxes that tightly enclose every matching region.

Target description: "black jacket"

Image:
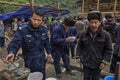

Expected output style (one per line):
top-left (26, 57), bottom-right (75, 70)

top-left (103, 20), bottom-right (116, 43)
top-left (76, 27), bottom-right (112, 69)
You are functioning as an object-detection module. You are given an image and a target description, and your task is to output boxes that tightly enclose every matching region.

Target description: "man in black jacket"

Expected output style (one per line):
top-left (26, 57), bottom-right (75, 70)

top-left (103, 14), bottom-right (116, 43)
top-left (76, 11), bottom-right (112, 80)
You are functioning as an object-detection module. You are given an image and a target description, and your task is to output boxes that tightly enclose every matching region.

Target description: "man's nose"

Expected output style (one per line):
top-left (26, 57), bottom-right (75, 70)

top-left (35, 20), bottom-right (39, 24)
top-left (92, 23), bottom-right (96, 26)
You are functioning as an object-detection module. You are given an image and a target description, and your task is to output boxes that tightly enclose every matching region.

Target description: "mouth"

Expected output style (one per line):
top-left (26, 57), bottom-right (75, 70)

top-left (33, 24), bottom-right (39, 27)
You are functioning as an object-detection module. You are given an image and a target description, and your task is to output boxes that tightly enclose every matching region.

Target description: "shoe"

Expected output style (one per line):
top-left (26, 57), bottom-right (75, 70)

top-left (66, 70), bottom-right (76, 76)
top-left (56, 74), bottom-right (62, 78)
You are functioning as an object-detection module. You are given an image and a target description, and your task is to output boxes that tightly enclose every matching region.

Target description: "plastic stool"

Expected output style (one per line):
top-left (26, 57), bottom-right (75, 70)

top-left (104, 76), bottom-right (114, 80)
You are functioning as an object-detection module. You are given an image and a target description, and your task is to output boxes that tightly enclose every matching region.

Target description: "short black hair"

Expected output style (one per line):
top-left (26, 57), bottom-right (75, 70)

top-left (63, 16), bottom-right (76, 27)
top-left (87, 10), bottom-right (102, 21)
top-left (31, 8), bottom-right (44, 17)
top-left (105, 14), bottom-right (113, 19)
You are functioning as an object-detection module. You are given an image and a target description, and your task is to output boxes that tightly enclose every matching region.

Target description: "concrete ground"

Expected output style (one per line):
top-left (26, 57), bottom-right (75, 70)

top-left (46, 58), bottom-right (104, 80)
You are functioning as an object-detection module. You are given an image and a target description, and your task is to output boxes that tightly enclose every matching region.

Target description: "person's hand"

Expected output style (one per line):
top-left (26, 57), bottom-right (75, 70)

top-left (4, 53), bottom-right (15, 63)
top-left (99, 63), bottom-right (106, 70)
top-left (66, 36), bottom-right (76, 42)
top-left (46, 54), bottom-right (53, 62)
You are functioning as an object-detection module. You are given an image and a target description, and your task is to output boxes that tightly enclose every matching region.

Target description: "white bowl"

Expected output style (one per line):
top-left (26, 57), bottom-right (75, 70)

top-left (46, 78), bottom-right (57, 80)
top-left (27, 72), bottom-right (43, 80)
top-left (71, 36), bottom-right (76, 42)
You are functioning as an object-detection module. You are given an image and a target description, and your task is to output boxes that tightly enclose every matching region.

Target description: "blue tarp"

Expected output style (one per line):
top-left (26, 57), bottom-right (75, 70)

top-left (0, 5), bottom-right (70, 20)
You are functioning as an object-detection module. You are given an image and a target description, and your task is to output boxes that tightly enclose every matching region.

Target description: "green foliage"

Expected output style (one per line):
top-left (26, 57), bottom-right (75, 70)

top-left (0, 0), bottom-right (28, 13)
top-left (0, 0), bottom-right (76, 14)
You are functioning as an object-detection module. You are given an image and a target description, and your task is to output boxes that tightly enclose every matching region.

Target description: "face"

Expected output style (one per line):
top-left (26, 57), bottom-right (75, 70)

top-left (89, 19), bottom-right (101, 32)
top-left (0, 21), bottom-right (3, 26)
top-left (64, 24), bottom-right (71, 31)
top-left (14, 18), bottom-right (18, 22)
top-left (30, 13), bottom-right (43, 28)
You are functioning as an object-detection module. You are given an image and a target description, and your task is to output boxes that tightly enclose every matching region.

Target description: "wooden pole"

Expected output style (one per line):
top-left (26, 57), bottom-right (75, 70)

top-left (31, 0), bottom-right (34, 9)
top-left (114, 0), bottom-right (117, 16)
top-left (0, 1), bottom-right (25, 6)
top-left (82, 0), bottom-right (85, 15)
top-left (29, 0), bottom-right (34, 9)
top-left (97, 0), bottom-right (100, 10)
top-left (58, 2), bottom-right (60, 17)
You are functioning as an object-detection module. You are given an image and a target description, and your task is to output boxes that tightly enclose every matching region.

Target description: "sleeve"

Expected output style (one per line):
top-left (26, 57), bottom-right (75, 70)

top-left (102, 32), bottom-right (112, 64)
top-left (44, 32), bottom-right (51, 54)
top-left (76, 33), bottom-right (84, 58)
top-left (7, 28), bottom-right (23, 55)
top-left (52, 28), bottom-right (67, 46)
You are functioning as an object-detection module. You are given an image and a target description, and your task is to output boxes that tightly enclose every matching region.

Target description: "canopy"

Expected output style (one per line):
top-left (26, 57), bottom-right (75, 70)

top-left (0, 5), bottom-right (70, 20)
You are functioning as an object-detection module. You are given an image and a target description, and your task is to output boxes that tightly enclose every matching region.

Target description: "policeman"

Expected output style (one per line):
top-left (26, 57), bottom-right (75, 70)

top-left (5, 8), bottom-right (52, 80)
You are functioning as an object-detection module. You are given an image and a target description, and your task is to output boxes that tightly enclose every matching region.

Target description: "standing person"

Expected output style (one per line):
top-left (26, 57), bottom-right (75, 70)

top-left (110, 24), bottom-right (120, 73)
top-left (51, 16), bottom-right (76, 78)
top-left (69, 26), bottom-right (77, 59)
top-left (12, 18), bottom-right (18, 33)
top-left (5, 8), bottom-right (52, 80)
top-left (75, 16), bottom-right (85, 38)
top-left (18, 18), bottom-right (26, 27)
top-left (103, 14), bottom-right (116, 43)
top-left (49, 18), bottom-right (57, 36)
top-left (76, 11), bottom-right (112, 80)
top-left (0, 21), bottom-right (5, 47)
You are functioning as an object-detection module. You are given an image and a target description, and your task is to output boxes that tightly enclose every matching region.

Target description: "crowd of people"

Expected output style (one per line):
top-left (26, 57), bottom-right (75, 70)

top-left (0, 7), bottom-right (119, 80)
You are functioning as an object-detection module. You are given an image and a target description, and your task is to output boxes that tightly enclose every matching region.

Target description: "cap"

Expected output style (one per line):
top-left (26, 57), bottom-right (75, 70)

top-left (87, 10), bottom-right (102, 21)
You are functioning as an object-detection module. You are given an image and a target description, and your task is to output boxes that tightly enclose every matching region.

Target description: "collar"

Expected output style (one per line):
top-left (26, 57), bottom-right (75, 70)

top-left (85, 26), bottom-right (103, 37)
top-left (28, 22), bottom-right (42, 32)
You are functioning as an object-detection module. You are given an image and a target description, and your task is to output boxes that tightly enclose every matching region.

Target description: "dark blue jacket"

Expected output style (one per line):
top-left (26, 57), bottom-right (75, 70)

top-left (8, 22), bottom-right (51, 57)
top-left (69, 26), bottom-right (77, 46)
top-left (50, 22), bottom-right (57, 35)
top-left (7, 22), bottom-right (51, 72)
top-left (51, 23), bottom-right (76, 54)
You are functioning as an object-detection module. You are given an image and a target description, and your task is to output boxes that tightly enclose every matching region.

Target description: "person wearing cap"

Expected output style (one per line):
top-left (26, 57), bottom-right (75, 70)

top-left (103, 14), bottom-right (116, 43)
top-left (5, 8), bottom-right (52, 80)
top-left (18, 18), bottom-right (26, 27)
top-left (76, 11), bottom-right (112, 80)
top-left (109, 18), bottom-right (120, 73)
top-left (51, 16), bottom-right (76, 78)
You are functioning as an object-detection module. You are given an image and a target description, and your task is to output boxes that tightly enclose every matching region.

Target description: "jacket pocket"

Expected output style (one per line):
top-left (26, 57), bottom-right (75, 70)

top-left (96, 39), bottom-right (105, 48)
top-left (23, 35), bottom-right (35, 49)
top-left (82, 38), bottom-right (89, 49)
